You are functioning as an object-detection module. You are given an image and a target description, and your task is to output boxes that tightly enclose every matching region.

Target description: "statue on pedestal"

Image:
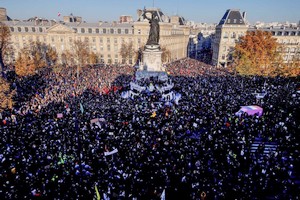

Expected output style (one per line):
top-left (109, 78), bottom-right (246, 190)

top-left (144, 11), bottom-right (160, 45)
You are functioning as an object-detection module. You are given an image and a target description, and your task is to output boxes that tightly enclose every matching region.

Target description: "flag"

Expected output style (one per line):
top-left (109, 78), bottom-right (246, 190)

top-left (58, 12), bottom-right (61, 17)
top-left (161, 189), bottom-right (165, 200)
top-left (95, 184), bottom-right (101, 200)
top-left (150, 111), bottom-right (156, 118)
top-left (104, 148), bottom-right (118, 156)
top-left (80, 102), bottom-right (84, 114)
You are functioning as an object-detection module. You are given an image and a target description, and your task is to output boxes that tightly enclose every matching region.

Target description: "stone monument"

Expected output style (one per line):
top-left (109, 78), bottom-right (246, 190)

top-left (122, 8), bottom-right (181, 104)
top-left (140, 10), bottom-right (164, 72)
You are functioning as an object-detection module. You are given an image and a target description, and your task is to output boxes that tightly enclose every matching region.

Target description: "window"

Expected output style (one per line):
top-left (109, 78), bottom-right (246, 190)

top-left (60, 37), bottom-right (63, 42)
top-left (92, 37), bottom-right (96, 43)
top-left (223, 32), bottom-right (228, 38)
top-left (118, 29), bottom-right (121, 34)
top-left (10, 27), bottom-right (14, 32)
top-left (96, 28), bottom-right (99, 33)
top-left (81, 28), bottom-right (85, 33)
top-left (290, 48), bottom-right (295, 53)
top-left (114, 45), bottom-right (118, 51)
top-left (107, 44), bottom-right (111, 51)
top-left (103, 29), bottom-right (106, 34)
top-left (114, 38), bottom-right (117, 44)
top-left (39, 27), bottom-right (43, 32)
top-left (125, 29), bottom-right (129, 34)
top-left (107, 38), bottom-right (110, 43)
top-left (32, 27), bottom-right (36, 32)
top-left (51, 37), bottom-right (55, 42)
top-left (99, 37), bottom-right (103, 43)
top-left (233, 19), bottom-right (237, 23)
top-left (138, 29), bottom-right (141, 34)
top-left (232, 32), bottom-right (236, 38)
top-left (73, 28), bottom-right (77, 32)
top-left (85, 37), bottom-right (89, 42)
top-left (88, 28), bottom-right (92, 33)
top-left (17, 27), bottom-right (21, 32)
top-left (285, 47), bottom-right (289, 53)
top-left (284, 32), bottom-right (289, 36)
top-left (110, 28), bottom-right (114, 34)
top-left (25, 27), bottom-right (29, 32)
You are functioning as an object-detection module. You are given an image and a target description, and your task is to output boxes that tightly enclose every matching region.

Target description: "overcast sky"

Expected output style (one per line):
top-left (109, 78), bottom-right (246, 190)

top-left (1, 0), bottom-right (299, 24)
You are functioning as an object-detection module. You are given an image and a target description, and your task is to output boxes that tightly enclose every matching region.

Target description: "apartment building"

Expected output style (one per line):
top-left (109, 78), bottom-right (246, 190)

top-left (212, 9), bottom-right (300, 67)
top-left (1, 7), bottom-right (190, 65)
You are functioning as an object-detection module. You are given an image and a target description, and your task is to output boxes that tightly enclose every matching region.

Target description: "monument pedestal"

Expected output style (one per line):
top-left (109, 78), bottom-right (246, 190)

top-left (141, 44), bottom-right (164, 72)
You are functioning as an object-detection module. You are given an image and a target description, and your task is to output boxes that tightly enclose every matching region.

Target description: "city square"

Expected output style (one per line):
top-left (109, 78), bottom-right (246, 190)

top-left (0, 1), bottom-right (299, 199)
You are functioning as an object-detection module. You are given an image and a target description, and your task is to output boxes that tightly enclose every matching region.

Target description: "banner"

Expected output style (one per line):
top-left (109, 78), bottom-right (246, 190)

top-left (95, 184), bottom-right (101, 200)
top-left (104, 148), bottom-right (118, 156)
top-left (90, 118), bottom-right (99, 124)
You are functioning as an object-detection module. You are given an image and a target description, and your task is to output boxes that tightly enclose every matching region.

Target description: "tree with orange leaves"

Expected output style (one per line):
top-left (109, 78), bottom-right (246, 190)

top-left (0, 22), bottom-right (12, 77)
top-left (14, 48), bottom-right (36, 76)
top-left (233, 30), bottom-right (283, 76)
top-left (0, 76), bottom-right (15, 112)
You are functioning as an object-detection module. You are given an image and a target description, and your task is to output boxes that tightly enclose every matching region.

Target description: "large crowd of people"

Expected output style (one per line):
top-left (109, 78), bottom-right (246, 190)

top-left (1, 58), bottom-right (299, 199)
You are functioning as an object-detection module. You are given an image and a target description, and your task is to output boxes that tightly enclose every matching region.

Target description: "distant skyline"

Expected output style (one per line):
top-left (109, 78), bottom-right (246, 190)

top-left (0, 0), bottom-right (299, 24)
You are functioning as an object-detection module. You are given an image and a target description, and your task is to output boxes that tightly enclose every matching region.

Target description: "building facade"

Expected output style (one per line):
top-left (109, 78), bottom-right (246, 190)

top-left (212, 9), bottom-right (300, 67)
top-left (1, 7), bottom-right (190, 65)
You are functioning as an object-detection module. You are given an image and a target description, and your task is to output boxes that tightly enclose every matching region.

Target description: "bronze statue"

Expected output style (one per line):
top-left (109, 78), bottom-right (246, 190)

top-left (144, 11), bottom-right (160, 45)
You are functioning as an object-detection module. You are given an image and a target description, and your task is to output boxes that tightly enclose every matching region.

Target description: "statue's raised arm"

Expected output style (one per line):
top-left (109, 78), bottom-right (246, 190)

top-left (144, 11), bottom-right (160, 45)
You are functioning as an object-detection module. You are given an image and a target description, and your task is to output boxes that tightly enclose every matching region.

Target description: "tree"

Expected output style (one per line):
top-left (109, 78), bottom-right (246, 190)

top-left (61, 50), bottom-right (75, 66)
top-left (72, 39), bottom-right (89, 66)
top-left (88, 52), bottom-right (98, 65)
top-left (14, 49), bottom-right (36, 76)
top-left (14, 42), bottom-right (57, 76)
top-left (233, 30), bottom-right (283, 76)
top-left (0, 22), bottom-right (12, 77)
top-left (283, 51), bottom-right (300, 76)
top-left (119, 41), bottom-right (135, 64)
top-left (0, 76), bottom-right (15, 112)
top-left (46, 45), bottom-right (58, 66)
top-left (72, 40), bottom-right (89, 78)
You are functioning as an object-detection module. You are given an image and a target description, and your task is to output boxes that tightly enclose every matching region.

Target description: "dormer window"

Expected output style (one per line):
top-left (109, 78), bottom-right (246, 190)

top-left (233, 19), bottom-right (237, 23)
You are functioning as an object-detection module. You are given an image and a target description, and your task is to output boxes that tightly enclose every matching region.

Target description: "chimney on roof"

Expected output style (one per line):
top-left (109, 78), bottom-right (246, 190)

top-left (0, 7), bottom-right (7, 21)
